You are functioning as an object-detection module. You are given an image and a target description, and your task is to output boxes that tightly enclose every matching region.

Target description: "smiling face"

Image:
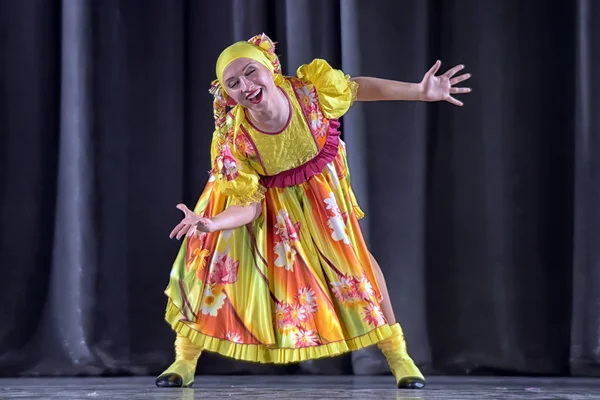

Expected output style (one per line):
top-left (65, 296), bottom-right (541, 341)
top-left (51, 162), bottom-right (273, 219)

top-left (222, 58), bottom-right (277, 112)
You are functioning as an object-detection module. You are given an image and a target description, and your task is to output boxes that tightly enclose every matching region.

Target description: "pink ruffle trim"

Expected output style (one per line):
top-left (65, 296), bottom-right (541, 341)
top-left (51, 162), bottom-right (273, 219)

top-left (260, 119), bottom-right (341, 189)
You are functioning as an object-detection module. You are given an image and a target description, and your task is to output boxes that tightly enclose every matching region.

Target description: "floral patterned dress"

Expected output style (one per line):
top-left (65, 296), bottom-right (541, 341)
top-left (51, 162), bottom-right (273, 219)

top-left (163, 58), bottom-right (393, 363)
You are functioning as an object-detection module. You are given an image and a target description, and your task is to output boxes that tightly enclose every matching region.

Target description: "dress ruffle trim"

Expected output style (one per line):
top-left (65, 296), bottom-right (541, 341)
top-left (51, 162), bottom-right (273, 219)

top-left (260, 119), bottom-right (341, 189)
top-left (229, 184), bottom-right (267, 207)
top-left (165, 299), bottom-right (392, 364)
top-left (346, 75), bottom-right (359, 106)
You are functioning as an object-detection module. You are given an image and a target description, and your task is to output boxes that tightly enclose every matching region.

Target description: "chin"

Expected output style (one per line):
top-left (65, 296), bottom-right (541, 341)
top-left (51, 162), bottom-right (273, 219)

top-left (245, 99), bottom-right (269, 112)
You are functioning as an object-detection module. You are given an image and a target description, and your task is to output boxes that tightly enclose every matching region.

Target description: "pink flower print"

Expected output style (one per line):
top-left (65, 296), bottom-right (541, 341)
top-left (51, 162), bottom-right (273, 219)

top-left (362, 304), bottom-right (386, 327)
top-left (296, 286), bottom-right (318, 314)
top-left (293, 328), bottom-right (320, 348)
top-left (331, 275), bottom-right (358, 305)
top-left (354, 274), bottom-right (375, 301)
top-left (234, 132), bottom-right (256, 158)
top-left (208, 250), bottom-right (239, 285)
top-left (275, 302), bottom-right (293, 334)
top-left (274, 210), bottom-right (300, 242)
top-left (288, 303), bottom-right (308, 325)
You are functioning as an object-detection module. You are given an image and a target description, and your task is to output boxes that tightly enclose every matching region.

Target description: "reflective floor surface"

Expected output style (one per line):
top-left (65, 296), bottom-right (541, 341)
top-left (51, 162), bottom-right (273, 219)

top-left (1, 375), bottom-right (599, 399)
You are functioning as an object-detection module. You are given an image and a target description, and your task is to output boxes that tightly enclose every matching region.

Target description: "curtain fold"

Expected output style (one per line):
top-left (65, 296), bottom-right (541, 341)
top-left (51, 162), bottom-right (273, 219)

top-left (1, 0), bottom-right (598, 377)
top-left (570, 0), bottom-right (600, 377)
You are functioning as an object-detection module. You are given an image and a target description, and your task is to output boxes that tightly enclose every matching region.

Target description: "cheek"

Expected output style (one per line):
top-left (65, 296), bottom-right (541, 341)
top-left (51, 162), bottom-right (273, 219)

top-left (255, 72), bottom-right (275, 89)
top-left (227, 90), bottom-right (245, 105)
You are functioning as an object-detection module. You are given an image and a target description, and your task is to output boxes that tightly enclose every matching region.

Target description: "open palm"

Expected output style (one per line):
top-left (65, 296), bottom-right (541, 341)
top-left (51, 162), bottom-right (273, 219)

top-left (421, 60), bottom-right (472, 106)
top-left (169, 203), bottom-right (216, 240)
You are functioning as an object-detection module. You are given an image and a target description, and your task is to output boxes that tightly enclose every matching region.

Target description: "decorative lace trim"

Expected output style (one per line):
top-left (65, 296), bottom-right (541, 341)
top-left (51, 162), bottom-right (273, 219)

top-left (229, 184), bottom-right (267, 207)
top-left (346, 75), bottom-right (359, 105)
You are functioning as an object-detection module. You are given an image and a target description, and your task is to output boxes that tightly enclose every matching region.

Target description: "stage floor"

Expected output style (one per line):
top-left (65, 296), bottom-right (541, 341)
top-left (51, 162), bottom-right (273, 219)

top-left (1, 375), bottom-right (599, 399)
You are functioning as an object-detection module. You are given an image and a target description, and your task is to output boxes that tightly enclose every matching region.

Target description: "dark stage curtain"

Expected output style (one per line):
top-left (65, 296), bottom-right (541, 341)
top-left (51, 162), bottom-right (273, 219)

top-left (1, 0), bottom-right (599, 377)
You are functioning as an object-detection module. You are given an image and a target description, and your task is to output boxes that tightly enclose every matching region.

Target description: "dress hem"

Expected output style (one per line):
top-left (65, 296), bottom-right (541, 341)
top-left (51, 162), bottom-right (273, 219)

top-left (164, 299), bottom-right (392, 364)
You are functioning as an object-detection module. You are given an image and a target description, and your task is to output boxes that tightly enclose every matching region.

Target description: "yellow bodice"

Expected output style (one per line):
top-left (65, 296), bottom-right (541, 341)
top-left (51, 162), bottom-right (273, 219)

top-left (240, 81), bottom-right (319, 176)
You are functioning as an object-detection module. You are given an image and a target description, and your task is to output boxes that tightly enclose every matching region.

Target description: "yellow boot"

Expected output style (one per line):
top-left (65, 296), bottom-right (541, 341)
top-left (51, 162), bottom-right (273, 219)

top-left (156, 335), bottom-right (202, 388)
top-left (377, 323), bottom-right (426, 389)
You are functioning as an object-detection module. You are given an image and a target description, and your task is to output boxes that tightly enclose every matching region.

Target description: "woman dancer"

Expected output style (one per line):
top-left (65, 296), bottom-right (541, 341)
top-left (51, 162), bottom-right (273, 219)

top-left (156, 33), bottom-right (471, 389)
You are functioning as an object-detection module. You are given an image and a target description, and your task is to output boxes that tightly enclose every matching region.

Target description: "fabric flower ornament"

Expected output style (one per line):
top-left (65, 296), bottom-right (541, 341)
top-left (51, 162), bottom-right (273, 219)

top-left (247, 33), bottom-right (283, 84)
top-left (216, 145), bottom-right (239, 181)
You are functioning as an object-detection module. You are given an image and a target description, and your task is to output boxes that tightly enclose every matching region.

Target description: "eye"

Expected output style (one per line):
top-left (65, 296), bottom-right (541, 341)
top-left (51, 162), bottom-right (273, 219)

top-left (229, 81), bottom-right (239, 89)
top-left (246, 69), bottom-right (255, 76)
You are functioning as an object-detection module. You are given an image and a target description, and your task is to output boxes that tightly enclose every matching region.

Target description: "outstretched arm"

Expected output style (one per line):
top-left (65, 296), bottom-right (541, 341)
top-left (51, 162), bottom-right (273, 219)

top-left (351, 61), bottom-right (471, 106)
top-left (170, 202), bottom-right (261, 240)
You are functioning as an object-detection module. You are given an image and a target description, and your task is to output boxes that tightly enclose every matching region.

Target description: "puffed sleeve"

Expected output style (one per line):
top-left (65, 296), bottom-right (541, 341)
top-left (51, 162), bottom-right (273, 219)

top-left (210, 124), bottom-right (266, 207)
top-left (296, 58), bottom-right (359, 119)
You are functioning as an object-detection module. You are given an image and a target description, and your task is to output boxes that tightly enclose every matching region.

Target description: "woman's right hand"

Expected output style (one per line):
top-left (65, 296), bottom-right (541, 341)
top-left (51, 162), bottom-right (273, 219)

top-left (169, 204), bottom-right (217, 240)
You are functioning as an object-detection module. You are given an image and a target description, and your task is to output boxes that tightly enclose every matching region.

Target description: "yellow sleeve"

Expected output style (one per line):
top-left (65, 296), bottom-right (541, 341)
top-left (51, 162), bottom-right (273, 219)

top-left (210, 123), bottom-right (266, 207)
top-left (296, 58), bottom-right (359, 119)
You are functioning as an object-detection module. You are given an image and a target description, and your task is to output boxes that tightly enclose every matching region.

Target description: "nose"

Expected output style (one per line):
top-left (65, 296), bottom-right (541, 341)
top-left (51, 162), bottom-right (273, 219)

top-left (240, 76), bottom-right (253, 92)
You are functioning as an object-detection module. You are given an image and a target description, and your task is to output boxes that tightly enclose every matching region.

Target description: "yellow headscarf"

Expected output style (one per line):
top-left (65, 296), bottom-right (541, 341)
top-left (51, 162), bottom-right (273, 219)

top-left (209, 33), bottom-right (284, 140)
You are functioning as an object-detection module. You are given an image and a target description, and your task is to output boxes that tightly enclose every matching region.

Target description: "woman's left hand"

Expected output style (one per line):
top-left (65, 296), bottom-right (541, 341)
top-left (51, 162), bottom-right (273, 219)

top-left (420, 61), bottom-right (472, 106)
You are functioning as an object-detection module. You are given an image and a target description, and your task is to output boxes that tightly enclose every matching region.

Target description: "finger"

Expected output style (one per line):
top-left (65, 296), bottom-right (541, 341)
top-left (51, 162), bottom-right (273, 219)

top-left (450, 87), bottom-right (472, 94)
top-left (169, 222), bottom-right (187, 239)
top-left (450, 73), bottom-right (471, 86)
top-left (427, 60), bottom-right (441, 76)
top-left (171, 219), bottom-right (198, 239)
top-left (443, 64), bottom-right (465, 78)
top-left (447, 96), bottom-right (464, 106)
top-left (171, 224), bottom-right (192, 240)
top-left (176, 224), bottom-right (193, 240)
top-left (186, 225), bottom-right (197, 238)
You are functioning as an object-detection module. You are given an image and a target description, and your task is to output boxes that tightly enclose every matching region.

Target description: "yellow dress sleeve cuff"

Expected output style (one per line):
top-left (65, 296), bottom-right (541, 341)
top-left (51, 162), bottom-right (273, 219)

top-left (228, 184), bottom-right (266, 207)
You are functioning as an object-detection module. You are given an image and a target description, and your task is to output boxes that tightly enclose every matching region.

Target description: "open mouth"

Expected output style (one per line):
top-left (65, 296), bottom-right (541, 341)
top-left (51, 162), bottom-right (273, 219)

top-left (246, 88), bottom-right (263, 104)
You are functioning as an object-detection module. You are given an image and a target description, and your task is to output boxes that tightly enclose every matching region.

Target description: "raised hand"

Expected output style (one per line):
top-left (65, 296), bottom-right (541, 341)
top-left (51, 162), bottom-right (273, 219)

top-left (420, 60), bottom-right (472, 106)
top-left (169, 203), bottom-right (217, 240)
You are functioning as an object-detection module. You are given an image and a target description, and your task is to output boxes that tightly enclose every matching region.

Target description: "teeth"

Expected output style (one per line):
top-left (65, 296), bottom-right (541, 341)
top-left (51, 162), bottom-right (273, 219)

top-left (247, 89), bottom-right (261, 100)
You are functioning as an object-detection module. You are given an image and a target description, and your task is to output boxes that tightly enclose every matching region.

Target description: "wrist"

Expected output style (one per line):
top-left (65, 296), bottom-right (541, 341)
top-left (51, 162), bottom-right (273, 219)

top-left (391, 82), bottom-right (424, 102)
top-left (207, 217), bottom-right (221, 233)
top-left (414, 82), bottom-right (426, 101)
